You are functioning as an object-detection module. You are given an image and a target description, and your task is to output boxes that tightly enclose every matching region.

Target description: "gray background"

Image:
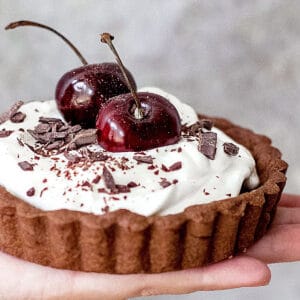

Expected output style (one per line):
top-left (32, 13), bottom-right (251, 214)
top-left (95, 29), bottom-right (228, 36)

top-left (0, 0), bottom-right (299, 299)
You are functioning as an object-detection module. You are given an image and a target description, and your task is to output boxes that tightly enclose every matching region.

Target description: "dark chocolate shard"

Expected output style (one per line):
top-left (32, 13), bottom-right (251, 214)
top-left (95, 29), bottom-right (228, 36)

top-left (133, 155), bottom-right (153, 164)
top-left (70, 129), bottom-right (97, 148)
top-left (10, 111), bottom-right (26, 123)
top-left (102, 166), bottom-right (117, 192)
top-left (198, 132), bottom-right (217, 160)
top-left (18, 161), bottom-right (34, 171)
top-left (0, 130), bottom-right (13, 138)
top-left (223, 142), bottom-right (239, 156)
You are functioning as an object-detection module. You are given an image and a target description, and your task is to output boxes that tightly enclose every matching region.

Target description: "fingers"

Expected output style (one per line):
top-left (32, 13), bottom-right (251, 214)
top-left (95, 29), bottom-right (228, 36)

top-left (0, 251), bottom-right (270, 299)
top-left (246, 224), bottom-right (300, 264)
top-left (278, 194), bottom-right (300, 208)
top-left (122, 256), bottom-right (270, 297)
top-left (66, 256), bottom-right (270, 298)
top-left (273, 206), bottom-right (300, 225)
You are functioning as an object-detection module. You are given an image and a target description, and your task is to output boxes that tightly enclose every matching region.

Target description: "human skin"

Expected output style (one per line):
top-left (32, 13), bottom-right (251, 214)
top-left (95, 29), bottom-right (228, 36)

top-left (0, 194), bottom-right (299, 300)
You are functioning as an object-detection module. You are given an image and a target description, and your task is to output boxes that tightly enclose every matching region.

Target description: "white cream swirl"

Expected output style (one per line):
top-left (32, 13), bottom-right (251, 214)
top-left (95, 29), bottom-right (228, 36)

top-left (0, 88), bottom-right (259, 216)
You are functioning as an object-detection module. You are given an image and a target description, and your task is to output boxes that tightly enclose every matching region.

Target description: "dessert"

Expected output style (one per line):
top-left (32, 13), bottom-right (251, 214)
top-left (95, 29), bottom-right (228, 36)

top-left (0, 21), bottom-right (287, 274)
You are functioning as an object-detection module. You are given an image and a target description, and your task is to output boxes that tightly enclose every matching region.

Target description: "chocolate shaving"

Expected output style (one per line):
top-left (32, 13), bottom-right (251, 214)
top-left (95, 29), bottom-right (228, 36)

top-left (18, 161), bottom-right (34, 171)
top-left (39, 117), bottom-right (63, 124)
top-left (189, 122), bottom-right (202, 135)
top-left (159, 178), bottom-right (172, 188)
top-left (168, 161), bottom-right (182, 171)
top-left (182, 119), bottom-right (214, 137)
top-left (69, 129), bottom-right (97, 149)
top-left (68, 124), bottom-right (82, 133)
top-left (17, 137), bottom-right (24, 146)
top-left (0, 101), bottom-right (24, 124)
top-left (161, 164), bottom-right (169, 172)
top-left (115, 184), bottom-right (130, 193)
top-left (102, 166), bottom-right (117, 192)
top-left (34, 123), bottom-right (51, 134)
top-left (198, 132), bottom-right (217, 160)
top-left (63, 151), bottom-right (80, 163)
top-left (0, 130), bottom-right (13, 138)
top-left (10, 111), bottom-right (26, 123)
top-left (223, 142), bottom-right (239, 156)
top-left (199, 119), bottom-right (213, 131)
top-left (27, 116), bottom-right (98, 156)
top-left (127, 181), bottom-right (138, 188)
top-left (86, 150), bottom-right (109, 162)
top-left (162, 162), bottom-right (182, 172)
top-left (133, 155), bottom-right (153, 164)
top-left (45, 140), bottom-right (65, 150)
top-left (92, 175), bottom-right (101, 184)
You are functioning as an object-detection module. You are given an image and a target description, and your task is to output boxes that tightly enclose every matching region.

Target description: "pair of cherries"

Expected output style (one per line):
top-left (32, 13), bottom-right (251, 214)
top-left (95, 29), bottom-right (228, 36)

top-left (5, 21), bottom-right (181, 152)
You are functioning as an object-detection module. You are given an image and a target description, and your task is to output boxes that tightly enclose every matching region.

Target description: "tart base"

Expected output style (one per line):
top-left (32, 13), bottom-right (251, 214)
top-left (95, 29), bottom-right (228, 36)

top-left (0, 116), bottom-right (287, 273)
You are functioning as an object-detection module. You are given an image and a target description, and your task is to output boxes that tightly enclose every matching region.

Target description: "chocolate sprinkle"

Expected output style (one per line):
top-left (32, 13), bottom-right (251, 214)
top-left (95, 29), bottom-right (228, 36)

top-left (92, 175), bottom-right (101, 184)
top-left (223, 142), bottom-right (239, 156)
top-left (26, 187), bottom-right (35, 197)
top-left (0, 130), bottom-right (13, 138)
top-left (18, 161), bottom-right (34, 171)
top-left (198, 132), bottom-right (217, 160)
top-left (127, 181), bottom-right (138, 188)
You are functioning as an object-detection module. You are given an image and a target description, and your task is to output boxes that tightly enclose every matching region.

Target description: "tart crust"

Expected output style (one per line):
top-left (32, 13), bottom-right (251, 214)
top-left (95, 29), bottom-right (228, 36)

top-left (0, 116), bottom-right (287, 273)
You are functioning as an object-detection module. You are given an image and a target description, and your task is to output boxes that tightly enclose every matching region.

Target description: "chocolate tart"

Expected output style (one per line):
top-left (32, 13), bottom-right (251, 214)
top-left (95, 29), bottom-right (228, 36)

top-left (0, 116), bottom-right (287, 274)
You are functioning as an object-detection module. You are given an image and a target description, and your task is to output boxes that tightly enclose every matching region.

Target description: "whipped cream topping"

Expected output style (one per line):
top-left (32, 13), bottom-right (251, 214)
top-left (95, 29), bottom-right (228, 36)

top-left (0, 88), bottom-right (259, 216)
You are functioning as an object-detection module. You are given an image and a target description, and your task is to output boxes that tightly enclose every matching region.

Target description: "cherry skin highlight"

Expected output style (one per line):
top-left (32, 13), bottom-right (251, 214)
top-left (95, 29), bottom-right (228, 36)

top-left (96, 92), bottom-right (181, 152)
top-left (55, 63), bottom-right (137, 128)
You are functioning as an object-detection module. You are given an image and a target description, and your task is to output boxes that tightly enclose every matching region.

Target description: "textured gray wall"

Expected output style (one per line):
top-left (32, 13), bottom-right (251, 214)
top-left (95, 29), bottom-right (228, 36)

top-left (0, 1), bottom-right (299, 299)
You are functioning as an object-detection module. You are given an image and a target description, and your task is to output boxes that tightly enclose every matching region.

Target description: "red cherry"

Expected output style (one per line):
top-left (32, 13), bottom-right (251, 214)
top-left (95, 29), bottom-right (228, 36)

top-left (96, 92), bottom-right (181, 152)
top-left (55, 63), bottom-right (136, 128)
top-left (5, 20), bottom-right (137, 128)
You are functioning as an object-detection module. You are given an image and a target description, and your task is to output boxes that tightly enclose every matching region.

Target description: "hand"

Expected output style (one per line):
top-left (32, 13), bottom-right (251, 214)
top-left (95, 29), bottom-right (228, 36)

top-left (0, 194), bottom-right (299, 300)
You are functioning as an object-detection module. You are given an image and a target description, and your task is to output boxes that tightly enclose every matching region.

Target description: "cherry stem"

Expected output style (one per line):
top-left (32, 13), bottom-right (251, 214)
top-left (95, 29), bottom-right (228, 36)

top-left (100, 33), bottom-right (143, 119)
top-left (5, 20), bottom-right (88, 66)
